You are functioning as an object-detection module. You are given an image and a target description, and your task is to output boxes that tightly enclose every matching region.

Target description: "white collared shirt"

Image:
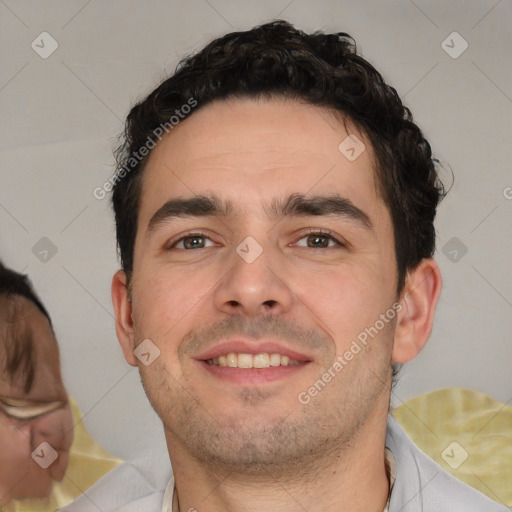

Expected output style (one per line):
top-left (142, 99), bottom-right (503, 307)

top-left (59, 414), bottom-right (508, 512)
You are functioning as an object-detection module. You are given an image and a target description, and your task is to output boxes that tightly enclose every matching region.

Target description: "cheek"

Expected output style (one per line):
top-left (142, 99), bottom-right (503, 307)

top-left (14, 467), bottom-right (53, 500)
top-left (134, 269), bottom-right (210, 335)
top-left (0, 419), bottom-right (29, 458)
top-left (133, 270), bottom-right (212, 382)
top-left (0, 422), bottom-right (49, 499)
top-left (298, 267), bottom-right (393, 351)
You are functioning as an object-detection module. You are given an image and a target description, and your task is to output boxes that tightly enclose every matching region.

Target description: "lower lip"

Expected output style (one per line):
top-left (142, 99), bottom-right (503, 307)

top-left (197, 360), bottom-right (309, 384)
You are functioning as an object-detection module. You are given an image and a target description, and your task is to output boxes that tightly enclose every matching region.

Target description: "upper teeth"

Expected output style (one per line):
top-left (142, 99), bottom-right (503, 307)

top-left (206, 353), bottom-right (301, 368)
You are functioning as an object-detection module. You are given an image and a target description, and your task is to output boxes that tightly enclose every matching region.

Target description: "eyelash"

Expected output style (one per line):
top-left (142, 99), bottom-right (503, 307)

top-left (168, 229), bottom-right (345, 250)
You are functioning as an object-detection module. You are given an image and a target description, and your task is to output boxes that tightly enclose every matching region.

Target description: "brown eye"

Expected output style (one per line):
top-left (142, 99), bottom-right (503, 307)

top-left (307, 234), bottom-right (330, 248)
top-left (295, 232), bottom-right (342, 249)
top-left (183, 236), bottom-right (206, 249)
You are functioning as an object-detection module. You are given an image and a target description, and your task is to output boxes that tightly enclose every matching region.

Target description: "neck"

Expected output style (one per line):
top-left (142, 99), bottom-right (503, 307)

top-left (166, 410), bottom-right (390, 512)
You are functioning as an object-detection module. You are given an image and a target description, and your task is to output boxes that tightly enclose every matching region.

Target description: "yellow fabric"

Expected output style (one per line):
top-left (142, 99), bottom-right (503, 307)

top-left (5, 397), bottom-right (123, 512)
top-left (393, 387), bottom-right (512, 508)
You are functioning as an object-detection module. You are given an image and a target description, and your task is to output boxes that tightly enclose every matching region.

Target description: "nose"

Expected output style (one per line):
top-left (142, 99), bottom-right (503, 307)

top-left (213, 240), bottom-right (294, 317)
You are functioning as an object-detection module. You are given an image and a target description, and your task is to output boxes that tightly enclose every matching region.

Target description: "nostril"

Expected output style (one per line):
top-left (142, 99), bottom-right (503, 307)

top-left (263, 300), bottom-right (277, 308)
top-left (229, 300), bottom-right (240, 307)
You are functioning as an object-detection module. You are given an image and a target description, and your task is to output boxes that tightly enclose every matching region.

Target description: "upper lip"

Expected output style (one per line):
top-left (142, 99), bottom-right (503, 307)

top-left (195, 338), bottom-right (312, 362)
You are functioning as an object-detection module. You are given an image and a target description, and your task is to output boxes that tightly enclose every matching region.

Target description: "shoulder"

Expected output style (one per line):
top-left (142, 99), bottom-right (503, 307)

top-left (386, 414), bottom-right (509, 512)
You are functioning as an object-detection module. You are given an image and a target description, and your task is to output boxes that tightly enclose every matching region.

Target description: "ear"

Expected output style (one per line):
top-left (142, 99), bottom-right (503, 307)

top-left (111, 270), bottom-right (137, 366)
top-left (392, 258), bottom-right (442, 363)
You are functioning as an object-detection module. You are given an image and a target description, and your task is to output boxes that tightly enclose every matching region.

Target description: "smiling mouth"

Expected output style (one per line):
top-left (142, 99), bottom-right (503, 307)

top-left (205, 353), bottom-right (307, 368)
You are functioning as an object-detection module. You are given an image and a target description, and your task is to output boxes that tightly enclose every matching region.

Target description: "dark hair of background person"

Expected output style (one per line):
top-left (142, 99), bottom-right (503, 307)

top-left (112, 19), bottom-right (447, 296)
top-left (0, 261), bottom-right (53, 393)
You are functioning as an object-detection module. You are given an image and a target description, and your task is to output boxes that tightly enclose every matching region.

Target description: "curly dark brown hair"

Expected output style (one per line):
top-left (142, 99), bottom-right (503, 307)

top-left (112, 20), bottom-right (446, 295)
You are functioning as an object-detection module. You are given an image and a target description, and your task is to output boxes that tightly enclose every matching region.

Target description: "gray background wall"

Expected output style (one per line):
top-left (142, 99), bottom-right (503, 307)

top-left (1, 0), bottom-right (511, 479)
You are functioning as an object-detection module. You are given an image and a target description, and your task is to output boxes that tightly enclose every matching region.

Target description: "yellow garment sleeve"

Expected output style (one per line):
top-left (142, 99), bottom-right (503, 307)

top-left (393, 387), bottom-right (512, 508)
top-left (5, 396), bottom-right (123, 512)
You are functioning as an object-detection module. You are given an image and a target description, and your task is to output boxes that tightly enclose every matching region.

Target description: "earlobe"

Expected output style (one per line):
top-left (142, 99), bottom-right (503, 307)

top-left (392, 259), bottom-right (442, 363)
top-left (111, 270), bottom-right (138, 367)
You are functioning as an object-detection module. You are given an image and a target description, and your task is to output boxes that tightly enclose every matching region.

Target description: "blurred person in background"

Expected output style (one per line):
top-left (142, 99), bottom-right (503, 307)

top-left (0, 261), bottom-right (73, 508)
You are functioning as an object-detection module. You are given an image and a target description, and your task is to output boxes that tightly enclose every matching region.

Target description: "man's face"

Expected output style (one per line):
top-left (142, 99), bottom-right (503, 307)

top-left (0, 297), bottom-right (72, 504)
top-left (124, 98), bottom-right (399, 471)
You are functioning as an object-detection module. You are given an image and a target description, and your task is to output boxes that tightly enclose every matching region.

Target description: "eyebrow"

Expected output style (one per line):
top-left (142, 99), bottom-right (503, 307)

top-left (146, 192), bottom-right (372, 236)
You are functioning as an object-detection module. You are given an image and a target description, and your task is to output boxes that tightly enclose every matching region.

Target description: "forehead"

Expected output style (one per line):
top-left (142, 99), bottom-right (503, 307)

top-left (0, 296), bottom-right (58, 381)
top-left (139, 97), bottom-right (384, 223)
